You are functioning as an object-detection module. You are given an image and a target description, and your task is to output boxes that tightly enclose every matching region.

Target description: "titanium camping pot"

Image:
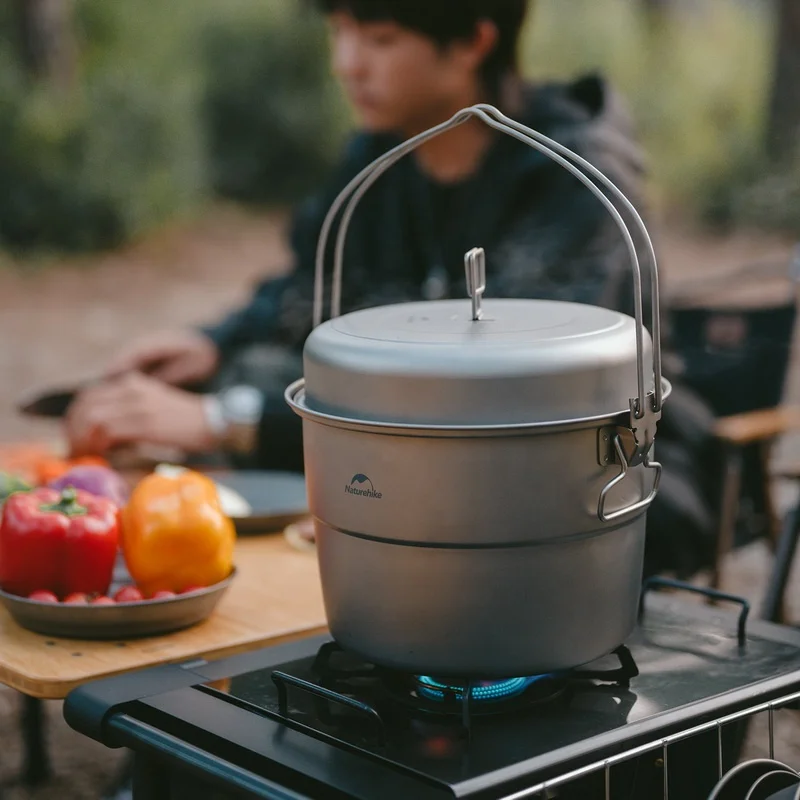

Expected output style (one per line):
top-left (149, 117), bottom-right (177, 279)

top-left (285, 104), bottom-right (670, 677)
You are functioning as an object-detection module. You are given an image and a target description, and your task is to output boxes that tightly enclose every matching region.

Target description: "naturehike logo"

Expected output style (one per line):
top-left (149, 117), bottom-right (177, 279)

top-left (345, 474), bottom-right (383, 499)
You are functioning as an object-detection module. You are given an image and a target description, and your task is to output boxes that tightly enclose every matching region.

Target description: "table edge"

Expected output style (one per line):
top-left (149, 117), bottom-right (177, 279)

top-left (0, 625), bottom-right (328, 699)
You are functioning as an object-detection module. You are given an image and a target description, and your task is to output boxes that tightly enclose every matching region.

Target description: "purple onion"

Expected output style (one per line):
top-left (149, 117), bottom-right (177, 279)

top-left (48, 465), bottom-right (128, 507)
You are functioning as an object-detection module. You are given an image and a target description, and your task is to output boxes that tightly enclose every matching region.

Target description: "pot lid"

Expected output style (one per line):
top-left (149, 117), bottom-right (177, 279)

top-left (303, 292), bottom-right (652, 427)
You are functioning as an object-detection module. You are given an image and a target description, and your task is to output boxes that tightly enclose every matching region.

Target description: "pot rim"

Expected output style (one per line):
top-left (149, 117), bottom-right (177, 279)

top-left (285, 378), bottom-right (672, 438)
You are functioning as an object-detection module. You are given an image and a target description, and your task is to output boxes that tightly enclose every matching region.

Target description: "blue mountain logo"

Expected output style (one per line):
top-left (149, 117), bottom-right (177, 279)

top-left (345, 473), bottom-right (382, 499)
top-left (350, 474), bottom-right (373, 489)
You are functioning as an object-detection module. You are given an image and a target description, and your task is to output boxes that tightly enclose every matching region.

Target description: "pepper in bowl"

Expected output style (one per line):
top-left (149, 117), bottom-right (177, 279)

top-left (121, 468), bottom-right (235, 597)
top-left (0, 487), bottom-right (119, 598)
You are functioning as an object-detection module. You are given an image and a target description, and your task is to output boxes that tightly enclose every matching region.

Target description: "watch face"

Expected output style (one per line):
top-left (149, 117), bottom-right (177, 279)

top-left (222, 385), bottom-right (264, 425)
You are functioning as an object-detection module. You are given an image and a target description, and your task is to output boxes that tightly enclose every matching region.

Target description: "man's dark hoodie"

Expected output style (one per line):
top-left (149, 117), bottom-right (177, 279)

top-left (206, 74), bottom-right (650, 360)
top-left (207, 75), bottom-right (665, 464)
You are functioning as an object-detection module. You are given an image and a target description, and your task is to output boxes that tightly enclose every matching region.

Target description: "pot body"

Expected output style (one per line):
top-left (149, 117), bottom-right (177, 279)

top-left (298, 406), bottom-right (650, 676)
top-left (316, 520), bottom-right (644, 677)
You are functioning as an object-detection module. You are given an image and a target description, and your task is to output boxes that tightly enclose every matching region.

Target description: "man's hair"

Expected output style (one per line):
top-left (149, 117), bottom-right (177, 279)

top-left (314, 0), bottom-right (531, 91)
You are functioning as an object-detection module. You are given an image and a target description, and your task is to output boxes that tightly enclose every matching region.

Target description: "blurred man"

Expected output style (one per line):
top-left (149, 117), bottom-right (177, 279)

top-left (67, 0), bottom-right (647, 471)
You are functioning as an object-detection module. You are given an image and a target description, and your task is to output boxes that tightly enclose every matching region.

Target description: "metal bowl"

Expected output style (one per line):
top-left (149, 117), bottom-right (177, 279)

top-left (211, 470), bottom-right (308, 534)
top-left (0, 568), bottom-right (236, 640)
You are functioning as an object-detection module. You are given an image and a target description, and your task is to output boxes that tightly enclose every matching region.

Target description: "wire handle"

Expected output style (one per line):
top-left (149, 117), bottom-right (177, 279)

top-left (313, 103), bottom-right (663, 447)
top-left (598, 436), bottom-right (662, 522)
top-left (639, 577), bottom-right (750, 647)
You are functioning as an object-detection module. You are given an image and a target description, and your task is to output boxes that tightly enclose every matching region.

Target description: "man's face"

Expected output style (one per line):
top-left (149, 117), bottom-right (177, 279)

top-left (328, 12), bottom-right (477, 135)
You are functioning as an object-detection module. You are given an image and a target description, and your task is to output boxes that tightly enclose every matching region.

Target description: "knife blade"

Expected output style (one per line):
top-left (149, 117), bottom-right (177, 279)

top-left (16, 379), bottom-right (101, 418)
top-left (17, 368), bottom-right (199, 418)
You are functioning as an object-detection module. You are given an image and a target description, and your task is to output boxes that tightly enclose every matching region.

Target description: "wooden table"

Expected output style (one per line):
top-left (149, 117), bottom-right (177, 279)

top-left (0, 535), bottom-right (327, 699)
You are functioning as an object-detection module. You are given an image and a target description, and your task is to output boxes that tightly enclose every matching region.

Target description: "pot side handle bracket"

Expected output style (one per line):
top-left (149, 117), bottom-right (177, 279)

top-left (597, 425), bottom-right (662, 523)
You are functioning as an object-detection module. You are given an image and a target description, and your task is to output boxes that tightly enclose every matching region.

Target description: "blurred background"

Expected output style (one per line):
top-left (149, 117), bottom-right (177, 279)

top-left (1, 0), bottom-right (798, 252)
top-left (0, 1), bottom-right (799, 797)
top-left (0, 0), bottom-right (797, 439)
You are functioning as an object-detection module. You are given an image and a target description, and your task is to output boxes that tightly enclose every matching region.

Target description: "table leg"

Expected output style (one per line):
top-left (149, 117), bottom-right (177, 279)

top-left (760, 441), bottom-right (782, 553)
top-left (763, 495), bottom-right (800, 623)
top-left (102, 753), bottom-right (134, 800)
top-left (131, 753), bottom-right (170, 800)
top-left (22, 695), bottom-right (51, 785)
top-left (711, 446), bottom-right (743, 591)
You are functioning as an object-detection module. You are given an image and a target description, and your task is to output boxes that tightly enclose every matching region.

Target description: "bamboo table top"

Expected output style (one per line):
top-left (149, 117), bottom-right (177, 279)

top-left (0, 535), bottom-right (327, 699)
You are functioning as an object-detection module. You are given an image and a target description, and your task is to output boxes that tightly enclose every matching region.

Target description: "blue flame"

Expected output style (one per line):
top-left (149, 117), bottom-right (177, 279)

top-left (416, 675), bottom-right (549, 703)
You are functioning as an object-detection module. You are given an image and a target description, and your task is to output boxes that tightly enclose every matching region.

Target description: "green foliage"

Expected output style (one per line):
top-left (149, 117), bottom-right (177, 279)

top-left (704, 152), bottom-right (800, 234)
top-left (0, 0), bottom-right (208, 252)
top-left (0, 48), bottom-right (120, 251)
top-left (0, 0), bottom-right (793, 254)
top-left (522, 0), bottom-right (774, 220)
top-left (201, 7), bottom-right (348, 204)
top-left (0, 0), bottom-right (346, 254)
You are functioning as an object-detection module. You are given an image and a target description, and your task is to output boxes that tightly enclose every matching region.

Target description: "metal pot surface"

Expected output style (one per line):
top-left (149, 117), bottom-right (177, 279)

top-left (304, 297), bottom-right (652, 426)
top-left (286, 104), bottom-right (667, 676)
top-left (316, 519), bottom-right (646, 677)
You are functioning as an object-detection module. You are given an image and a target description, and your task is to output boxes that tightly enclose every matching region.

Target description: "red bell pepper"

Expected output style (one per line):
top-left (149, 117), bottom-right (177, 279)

top-left (0, 487), bottom-right (119, 598)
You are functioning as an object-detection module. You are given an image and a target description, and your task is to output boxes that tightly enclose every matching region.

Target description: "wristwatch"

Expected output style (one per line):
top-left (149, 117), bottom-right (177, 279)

top-left (203, 385), bottom-right (264, 456)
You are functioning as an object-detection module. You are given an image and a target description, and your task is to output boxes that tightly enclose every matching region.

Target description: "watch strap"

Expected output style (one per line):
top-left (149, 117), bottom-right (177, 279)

top-left (202, 394), bottom-right (227, 440)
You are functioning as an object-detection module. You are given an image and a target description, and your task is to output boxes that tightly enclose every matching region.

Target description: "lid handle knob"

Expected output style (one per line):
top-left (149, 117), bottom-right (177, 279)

top-left (464, 247), bottom-right (486, 321)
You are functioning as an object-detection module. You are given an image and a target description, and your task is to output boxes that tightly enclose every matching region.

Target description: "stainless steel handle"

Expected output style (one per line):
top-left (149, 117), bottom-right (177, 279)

top-left (313, 103), bottom-right (663, 448)
top-left (598, 436), bottom-right (662, 522)
top-left (464, 247), bottom-right (486, 321)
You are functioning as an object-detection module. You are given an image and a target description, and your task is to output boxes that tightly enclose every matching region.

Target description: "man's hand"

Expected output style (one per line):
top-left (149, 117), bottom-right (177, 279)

top-left (66, 373), bottom-right (219, 456)
top-left (105, 331), bottom-right (220, 387)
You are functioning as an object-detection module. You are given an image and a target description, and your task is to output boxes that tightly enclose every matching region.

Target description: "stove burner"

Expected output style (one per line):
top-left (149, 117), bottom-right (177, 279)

top-left (415, 675), bottom-right (549, 703)
top-left (261, 641), bottom-right (644, 751)
top-left (392, 672), bottom-right (568, 720)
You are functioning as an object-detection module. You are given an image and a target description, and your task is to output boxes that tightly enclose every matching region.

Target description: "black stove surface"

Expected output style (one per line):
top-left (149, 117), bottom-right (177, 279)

top-left (201, 652), bottom-right (640, 786)
top-left (65, 588), bottom-right (800, 800)
top-left (194, 601), bottom-right (799, 791)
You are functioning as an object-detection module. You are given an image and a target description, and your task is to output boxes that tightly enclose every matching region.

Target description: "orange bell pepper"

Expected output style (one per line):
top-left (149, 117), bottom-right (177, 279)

top-left (120, 469), bottom-right (235, 596)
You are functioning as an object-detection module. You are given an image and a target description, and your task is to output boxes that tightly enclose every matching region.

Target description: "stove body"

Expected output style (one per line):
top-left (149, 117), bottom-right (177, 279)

top-left (65, 587), bottom-right (800, 800)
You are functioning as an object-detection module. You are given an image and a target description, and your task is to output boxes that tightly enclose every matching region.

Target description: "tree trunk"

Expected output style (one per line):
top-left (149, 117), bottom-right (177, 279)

top-left (14, 0), bottom-right (76, 89)
top-left (766, 0), bottom-right (800, 161)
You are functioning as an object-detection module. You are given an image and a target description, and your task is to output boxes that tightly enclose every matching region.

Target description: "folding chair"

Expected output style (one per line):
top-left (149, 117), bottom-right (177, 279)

top-left (667, 248), bottom-right (800, 600)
